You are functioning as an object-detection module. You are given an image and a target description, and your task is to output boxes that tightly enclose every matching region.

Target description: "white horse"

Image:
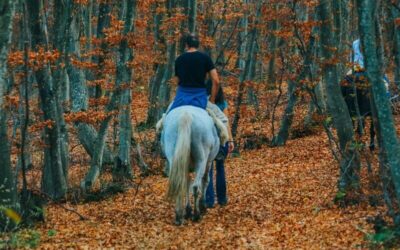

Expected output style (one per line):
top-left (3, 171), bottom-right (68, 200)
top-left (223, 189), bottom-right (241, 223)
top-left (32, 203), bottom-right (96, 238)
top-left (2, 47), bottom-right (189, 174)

top-left (161, 105), bottom-right (220, 225)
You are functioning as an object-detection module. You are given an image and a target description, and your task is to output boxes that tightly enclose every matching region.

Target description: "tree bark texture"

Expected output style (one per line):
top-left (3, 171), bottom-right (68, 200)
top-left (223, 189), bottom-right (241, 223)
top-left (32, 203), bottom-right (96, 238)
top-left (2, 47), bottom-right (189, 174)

top-left (146, 0), bottom-right (177, 126)
top-left (27, 0), bottom-right (68, 200)
top-left (357, 0), bottom-right (400, 202)
top-left (0, 0), bottom-right (18, 231)
top-left (319, 0), bottom-right (360, 192)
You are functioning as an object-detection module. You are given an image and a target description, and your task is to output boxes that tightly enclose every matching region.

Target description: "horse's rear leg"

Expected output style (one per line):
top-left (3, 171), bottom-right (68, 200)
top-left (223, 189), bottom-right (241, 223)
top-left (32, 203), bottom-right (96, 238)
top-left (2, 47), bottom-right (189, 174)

top-left (199, 161), bottom-right (213, 215)
top-left (185, 203), bottom-right (192, 220)
top-left (192, 185), bottom-right (201, 222)
top-left (185, 176), bottom-right (192, 220)
top-left (192, 160), bottom-right (207, 222)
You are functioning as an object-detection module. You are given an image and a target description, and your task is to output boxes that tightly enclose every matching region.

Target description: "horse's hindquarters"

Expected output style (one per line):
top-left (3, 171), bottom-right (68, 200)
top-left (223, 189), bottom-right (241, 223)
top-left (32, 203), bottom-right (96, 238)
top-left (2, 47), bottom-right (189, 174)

top-left (161, 106), bottom-right (220, 225)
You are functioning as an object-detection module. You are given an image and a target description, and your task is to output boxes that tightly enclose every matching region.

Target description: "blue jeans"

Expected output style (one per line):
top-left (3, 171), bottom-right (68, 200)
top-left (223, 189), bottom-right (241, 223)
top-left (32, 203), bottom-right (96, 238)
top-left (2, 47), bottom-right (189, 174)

top-left (205, 143), bottom-right (228, 206)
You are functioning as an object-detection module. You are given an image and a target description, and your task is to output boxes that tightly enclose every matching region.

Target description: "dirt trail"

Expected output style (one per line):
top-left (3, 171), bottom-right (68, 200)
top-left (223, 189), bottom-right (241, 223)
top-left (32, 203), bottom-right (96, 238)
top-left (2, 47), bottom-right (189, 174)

top-left (37, 132), bottom-right (381, 249)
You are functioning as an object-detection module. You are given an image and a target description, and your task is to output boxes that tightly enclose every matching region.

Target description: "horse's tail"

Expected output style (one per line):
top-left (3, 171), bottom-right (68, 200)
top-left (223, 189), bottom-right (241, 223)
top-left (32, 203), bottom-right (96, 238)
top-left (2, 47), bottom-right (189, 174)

top-left (167, 111), bottom-right (191, 202)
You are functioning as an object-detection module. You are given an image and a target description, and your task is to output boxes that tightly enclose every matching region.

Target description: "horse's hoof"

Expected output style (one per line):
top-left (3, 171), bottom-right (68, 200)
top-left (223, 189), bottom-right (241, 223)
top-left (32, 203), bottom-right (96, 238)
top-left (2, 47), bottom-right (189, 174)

top-left (174, 218), bottom-right (184, 226)
top-left (185, 206), bottom-right (192, 220)
top-left (175, 211), bottom-right (184, 226)
top-left (192, 213), bottom-right (201, 222)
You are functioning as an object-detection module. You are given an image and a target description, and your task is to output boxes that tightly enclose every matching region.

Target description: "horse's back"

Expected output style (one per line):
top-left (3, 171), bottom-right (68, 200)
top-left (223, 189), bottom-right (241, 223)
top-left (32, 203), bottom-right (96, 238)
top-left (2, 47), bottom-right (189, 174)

top-left (164, 106), bottom-right (215, 133)
top-left (162, 106), bottom-right (219, 160)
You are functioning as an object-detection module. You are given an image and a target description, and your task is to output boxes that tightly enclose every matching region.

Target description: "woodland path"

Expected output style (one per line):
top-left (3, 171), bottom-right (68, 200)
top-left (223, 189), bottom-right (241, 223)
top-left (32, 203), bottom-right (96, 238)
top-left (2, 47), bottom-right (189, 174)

top-left (37, 132), bottom-right (381, 249)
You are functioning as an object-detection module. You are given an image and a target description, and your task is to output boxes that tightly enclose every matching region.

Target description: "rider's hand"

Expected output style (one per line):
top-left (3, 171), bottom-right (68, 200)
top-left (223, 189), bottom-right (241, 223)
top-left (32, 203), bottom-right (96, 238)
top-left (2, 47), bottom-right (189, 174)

top-left (228, 141), bottom-right (235, 153)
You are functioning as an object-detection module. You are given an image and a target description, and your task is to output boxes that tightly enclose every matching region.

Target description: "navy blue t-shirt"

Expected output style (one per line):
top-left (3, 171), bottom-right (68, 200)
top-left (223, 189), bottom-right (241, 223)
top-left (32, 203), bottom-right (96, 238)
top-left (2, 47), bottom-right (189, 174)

top-left (175, 51), bottom-right (215, 88)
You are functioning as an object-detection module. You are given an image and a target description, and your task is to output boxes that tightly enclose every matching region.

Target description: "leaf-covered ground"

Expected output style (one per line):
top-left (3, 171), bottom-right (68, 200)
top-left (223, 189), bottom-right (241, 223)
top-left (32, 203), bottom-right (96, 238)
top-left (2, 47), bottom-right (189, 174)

top-left (36, 130), bottom-right (385, 249)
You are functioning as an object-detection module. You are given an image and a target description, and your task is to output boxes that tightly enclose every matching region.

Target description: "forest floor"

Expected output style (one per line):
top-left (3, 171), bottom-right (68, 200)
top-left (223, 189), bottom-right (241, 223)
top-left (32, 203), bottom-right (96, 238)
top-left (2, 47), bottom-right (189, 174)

top-left (10, 90), bottom-right (398, 249)
top-left (34, 128), bottom-right (389, 249)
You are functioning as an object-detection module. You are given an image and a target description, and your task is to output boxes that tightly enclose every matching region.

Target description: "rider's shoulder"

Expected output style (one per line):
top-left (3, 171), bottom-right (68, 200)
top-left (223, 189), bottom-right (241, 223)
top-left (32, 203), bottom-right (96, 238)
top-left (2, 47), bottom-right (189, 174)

top-left (177, 51), bottom-right (211, 62)
top-left (198, 51), bottom-right (211, 57)
top-left (184, 50), bottom-right (209, 57)
top-left (175, 53), bottom-right (188, 63)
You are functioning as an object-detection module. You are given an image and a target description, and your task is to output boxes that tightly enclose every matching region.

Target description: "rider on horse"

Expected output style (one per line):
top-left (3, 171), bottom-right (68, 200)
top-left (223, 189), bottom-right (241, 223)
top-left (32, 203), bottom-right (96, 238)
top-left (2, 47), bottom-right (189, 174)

top-left (157, 34), bottom-right (234, 153)
top-left (160, 34), bottom-right (234, 224)
top-left (341, 39), bottom-right (391, 150)
top-left (346, 39), bottom-right (389, 92)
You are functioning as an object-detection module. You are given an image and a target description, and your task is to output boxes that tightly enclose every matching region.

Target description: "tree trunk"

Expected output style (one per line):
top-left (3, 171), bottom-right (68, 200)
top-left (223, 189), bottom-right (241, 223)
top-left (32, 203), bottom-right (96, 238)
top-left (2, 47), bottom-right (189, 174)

top-left (391, 4), bottom-right (400, 90)
top-left (319, 0), bottom-right (360, 194)
top-left (188, 0), bottom-right (197, 33)
top-left (358, 0), bottom-right (400, 203)
top-left (81, 89), bottom-right (122, 191)
top-left (271, 80), bottom-right (297, 146)
top-left (146, 0), bottom-right (177, 126)
top-left (235, 0), bottom-right (248, 70)
top-left (272, 14), bottom-right (317, 147)
top-left (27, 0), bottom-right (68, 200)
top-left (332, 0), bottom-right (347, 76)
top-left (53, 0), bottom-right (74, 183)
top-left (66, 4), bottom-right (114, 165)
top-left (82, 0), bottom-right (138, 190)
top-left (231, 2), bottom-right (260, 140)
top-left (113, 0), bottom-right (137, 181)
top-left (93, 1), bottom-right (111, 99)
top-left (0, 1), bottom-right (17, 231)
top-left (266, 3), bottom-right (279, 88)
top-left (204, 0), bottom-right (215, 58)
top-left (274, 60), bottom-right (313, 146)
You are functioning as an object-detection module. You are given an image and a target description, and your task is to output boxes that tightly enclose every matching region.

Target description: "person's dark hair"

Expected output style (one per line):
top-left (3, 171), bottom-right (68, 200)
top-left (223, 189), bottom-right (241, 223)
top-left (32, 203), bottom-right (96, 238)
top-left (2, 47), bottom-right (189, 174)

top-left (206, 79), bottom-right (225, 105)
top-left (184, 33), bottom-right (200, 48)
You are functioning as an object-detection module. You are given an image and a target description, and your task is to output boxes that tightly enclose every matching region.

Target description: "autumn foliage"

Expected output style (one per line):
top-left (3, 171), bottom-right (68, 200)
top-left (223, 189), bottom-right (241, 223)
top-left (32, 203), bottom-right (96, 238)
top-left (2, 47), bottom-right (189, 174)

top-left (1, 0), bottom-right (400, 248)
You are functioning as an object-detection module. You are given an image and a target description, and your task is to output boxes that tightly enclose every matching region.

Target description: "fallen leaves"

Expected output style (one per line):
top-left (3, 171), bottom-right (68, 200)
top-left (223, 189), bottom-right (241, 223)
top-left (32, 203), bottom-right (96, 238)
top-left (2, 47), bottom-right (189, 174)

top-left (35, 130), bottom-right (384, 249)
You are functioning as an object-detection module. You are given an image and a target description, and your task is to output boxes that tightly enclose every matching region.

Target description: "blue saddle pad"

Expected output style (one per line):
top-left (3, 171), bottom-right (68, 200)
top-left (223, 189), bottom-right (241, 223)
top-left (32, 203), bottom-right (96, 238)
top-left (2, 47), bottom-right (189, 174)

top-left (169, 86), bottom-right (208, 112)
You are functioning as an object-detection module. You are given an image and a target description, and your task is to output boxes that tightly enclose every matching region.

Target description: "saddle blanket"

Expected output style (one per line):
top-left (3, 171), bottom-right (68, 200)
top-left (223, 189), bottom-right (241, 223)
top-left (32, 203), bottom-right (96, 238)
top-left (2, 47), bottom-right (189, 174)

top-left (169, 86), bottom-right (208, 112)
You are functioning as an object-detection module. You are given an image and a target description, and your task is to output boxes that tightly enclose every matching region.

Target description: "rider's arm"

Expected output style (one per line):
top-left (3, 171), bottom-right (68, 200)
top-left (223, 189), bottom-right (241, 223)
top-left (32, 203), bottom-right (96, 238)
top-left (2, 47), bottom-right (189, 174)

top-left (209, 69), bottom-right (220, 104)
top-left (173, 76), bottom-right (180, 84)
